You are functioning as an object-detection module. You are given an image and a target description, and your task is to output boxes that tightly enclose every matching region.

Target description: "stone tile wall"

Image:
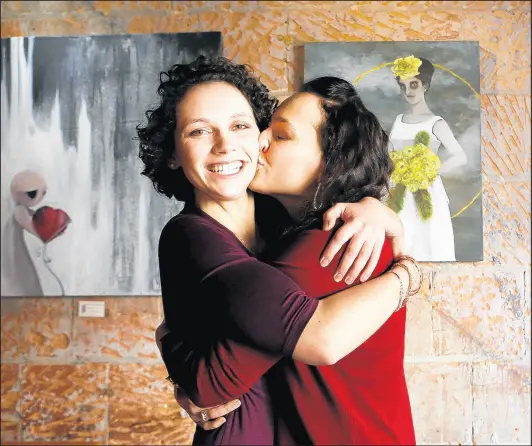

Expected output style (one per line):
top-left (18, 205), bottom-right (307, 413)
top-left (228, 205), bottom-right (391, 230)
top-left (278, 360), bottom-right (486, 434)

top-left (1, 1), bottom-right (530, 444)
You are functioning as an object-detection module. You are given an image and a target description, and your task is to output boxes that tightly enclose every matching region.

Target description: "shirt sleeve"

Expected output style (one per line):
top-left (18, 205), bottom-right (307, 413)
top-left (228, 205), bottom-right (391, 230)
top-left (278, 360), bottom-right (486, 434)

top-left (159, 215), bottom-right (318, 407)
top-left (161, 331), bottom-right (281, 407)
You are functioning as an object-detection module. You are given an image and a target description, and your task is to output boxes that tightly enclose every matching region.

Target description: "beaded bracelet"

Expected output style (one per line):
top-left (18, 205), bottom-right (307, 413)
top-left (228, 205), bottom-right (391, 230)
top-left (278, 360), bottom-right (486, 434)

top-left (388, 269), bottom-right (407, 312)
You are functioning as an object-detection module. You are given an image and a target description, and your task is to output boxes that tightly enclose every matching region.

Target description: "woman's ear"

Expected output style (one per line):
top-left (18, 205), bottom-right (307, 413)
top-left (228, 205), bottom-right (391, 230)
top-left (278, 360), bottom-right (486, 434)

top-left (167, 155), bottom-right (180, 170)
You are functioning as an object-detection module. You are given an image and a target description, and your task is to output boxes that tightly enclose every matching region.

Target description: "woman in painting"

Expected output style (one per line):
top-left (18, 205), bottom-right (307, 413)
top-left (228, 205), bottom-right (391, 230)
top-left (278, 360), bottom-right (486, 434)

top-left (389, 55), bottom-right (467, 261)
top-left (139, 56), bottom-right (420, 445)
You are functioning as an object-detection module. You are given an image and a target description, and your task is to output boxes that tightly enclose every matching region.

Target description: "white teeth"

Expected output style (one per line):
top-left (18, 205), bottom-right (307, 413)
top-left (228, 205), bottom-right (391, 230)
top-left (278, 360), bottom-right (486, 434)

top-left (208, 161), bottom-right (243, 175)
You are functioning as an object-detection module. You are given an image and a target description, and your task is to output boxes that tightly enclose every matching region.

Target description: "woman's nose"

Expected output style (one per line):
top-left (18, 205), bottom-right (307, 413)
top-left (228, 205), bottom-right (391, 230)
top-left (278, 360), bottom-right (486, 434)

top-left (212, 133), bottom-right (235, 155)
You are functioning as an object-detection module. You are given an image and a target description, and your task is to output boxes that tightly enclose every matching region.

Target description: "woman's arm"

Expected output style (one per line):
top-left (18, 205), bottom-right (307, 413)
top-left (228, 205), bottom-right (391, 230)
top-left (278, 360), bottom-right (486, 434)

top-left (293, 265), bottom-right (411, 365)
top-left (433, 119), bottom-right (467, 175)
top-left (161, 263), bottom-right (413, 406)
top-left (166, 258), bottom-right (414, 428)
top-left (193, 243), bottom-right (418, 368)
top-left (160, 217), bottom-right (417, 406)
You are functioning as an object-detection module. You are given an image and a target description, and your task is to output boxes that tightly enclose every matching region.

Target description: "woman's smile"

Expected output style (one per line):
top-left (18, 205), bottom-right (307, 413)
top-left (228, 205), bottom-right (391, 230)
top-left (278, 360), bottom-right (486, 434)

top-left (206, 160), bottom-right (246, 176)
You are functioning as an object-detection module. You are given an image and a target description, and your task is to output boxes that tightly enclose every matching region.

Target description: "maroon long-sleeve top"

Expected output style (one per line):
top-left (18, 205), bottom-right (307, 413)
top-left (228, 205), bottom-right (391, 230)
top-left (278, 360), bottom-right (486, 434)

top-left (159, 204), bottom-right (318, 445)
top-left (159, 204), bottom-right (415, 445)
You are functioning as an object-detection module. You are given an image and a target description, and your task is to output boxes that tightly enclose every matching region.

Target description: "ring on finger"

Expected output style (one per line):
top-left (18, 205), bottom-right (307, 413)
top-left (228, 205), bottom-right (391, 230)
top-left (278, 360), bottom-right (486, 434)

top-left (201, 410), bottom-right (209, 422)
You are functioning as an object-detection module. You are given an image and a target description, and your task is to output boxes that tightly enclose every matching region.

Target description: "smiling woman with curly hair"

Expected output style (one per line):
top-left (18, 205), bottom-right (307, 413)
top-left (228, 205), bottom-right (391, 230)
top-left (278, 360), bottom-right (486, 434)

top-left (137, 56), bottom-right (278, 204)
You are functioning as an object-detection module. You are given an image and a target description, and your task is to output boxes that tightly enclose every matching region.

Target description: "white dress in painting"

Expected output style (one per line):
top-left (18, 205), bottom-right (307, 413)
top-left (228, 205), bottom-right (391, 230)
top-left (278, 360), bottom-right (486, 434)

top-left (389, 114), bottom-right (456, 261)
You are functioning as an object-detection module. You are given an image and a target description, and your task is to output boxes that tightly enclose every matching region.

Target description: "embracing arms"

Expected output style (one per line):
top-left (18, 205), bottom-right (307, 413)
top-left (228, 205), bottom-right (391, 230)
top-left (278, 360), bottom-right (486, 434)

top-left (158, 200), bottom-right (417, 406)
top-left (293, 256), bottom-right (413, 365)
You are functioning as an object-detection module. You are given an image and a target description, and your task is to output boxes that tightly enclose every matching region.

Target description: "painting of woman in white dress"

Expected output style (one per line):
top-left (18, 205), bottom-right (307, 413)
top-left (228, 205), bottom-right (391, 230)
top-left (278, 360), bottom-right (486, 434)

top-left (388, 56), bottom-right (467, 261)
top-left (303, 41), bottom-right (483, 262)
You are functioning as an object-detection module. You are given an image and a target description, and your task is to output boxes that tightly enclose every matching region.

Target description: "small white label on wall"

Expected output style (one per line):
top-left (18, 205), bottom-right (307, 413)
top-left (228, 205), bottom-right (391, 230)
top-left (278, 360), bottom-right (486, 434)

top-left (78, 301), bottom-right (106, 317)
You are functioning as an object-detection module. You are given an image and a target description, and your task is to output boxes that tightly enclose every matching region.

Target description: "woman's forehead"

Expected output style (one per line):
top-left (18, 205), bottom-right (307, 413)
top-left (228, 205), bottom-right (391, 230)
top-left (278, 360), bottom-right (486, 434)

top-left (177, 81), bottom-right (254, 125)
top-left (273, 92), bottom-right (322, 127)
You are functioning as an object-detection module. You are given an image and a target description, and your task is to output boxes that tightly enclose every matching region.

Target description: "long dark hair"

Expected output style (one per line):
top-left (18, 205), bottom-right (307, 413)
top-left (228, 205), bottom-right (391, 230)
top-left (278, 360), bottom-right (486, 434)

top-left (136, 55), bottom-right (278, 203)
top-left (293, 76), bottom-right (392, 231)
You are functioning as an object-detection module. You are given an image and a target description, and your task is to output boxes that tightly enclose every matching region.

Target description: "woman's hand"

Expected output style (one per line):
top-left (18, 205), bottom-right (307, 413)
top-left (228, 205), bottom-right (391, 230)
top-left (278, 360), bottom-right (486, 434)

top-left (320, 197), bottom-right (405, 284)
top-left (157, 324), bottom-right (241, 429)
top-left (173, 385), bottom-right (241, 431)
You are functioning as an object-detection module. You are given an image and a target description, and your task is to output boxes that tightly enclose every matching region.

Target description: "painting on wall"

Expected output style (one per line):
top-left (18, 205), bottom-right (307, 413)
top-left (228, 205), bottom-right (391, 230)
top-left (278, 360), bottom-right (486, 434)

top-left (1, 32), bottom-right (222, 297)
top-left (304, 41), bottom-right (483, 262)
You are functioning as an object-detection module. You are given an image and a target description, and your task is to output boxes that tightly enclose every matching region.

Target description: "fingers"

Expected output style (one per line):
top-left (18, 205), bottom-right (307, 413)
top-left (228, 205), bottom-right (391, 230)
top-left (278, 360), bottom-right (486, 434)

top-left (202, 417), bottom-right (227, 431)
top-left (335, 230), bottom-right (371, 284)
top-left (175, 392), bottom-right (241, 431)
top-left (344, 240), bottom-right (375, 285)
top-left (356, 233), bottom-right (385, 283)
top-left (321, 203), bottom-right (345, 232)
top-left (198, 400), bottom-right (241, 431)
top-left (203, 399), bottom-right (241, 420)
top-left (320, 219), bottom-right (363, 267)
top-left (196, 400), bottom-right (240, 431)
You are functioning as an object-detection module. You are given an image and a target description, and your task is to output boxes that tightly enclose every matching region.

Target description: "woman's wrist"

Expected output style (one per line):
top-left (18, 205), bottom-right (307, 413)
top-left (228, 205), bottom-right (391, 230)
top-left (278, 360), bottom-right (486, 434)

top-left (387, 256), bottom-right (422, 311)
top-left (388, 271), bottom-right (406, 311)
top-left (395, 255), bottom-right (423, 294)
top-left (387, 263), bottom-right (410, 311)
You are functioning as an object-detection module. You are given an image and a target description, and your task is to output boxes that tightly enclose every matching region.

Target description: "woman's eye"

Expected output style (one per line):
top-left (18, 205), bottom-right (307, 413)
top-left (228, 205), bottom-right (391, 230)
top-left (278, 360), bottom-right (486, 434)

top-left (274, 133), bottom-right (287, 141)
top-left (410, 82), bottom-right (418, 89)
top-left (233, 123), bottom-right (250, 131)
top-left (189, 128), bottom-right (208, 137)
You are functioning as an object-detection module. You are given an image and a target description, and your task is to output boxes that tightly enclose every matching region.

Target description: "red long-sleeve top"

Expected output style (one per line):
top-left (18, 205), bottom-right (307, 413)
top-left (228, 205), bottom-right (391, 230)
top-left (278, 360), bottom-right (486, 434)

top-left (267, 230), bottom-right (415, 445)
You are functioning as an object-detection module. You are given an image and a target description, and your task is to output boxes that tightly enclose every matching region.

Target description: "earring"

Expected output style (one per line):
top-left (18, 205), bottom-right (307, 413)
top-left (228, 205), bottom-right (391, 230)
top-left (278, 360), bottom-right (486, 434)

top-left (169, 163), bottom-right (176, 170)
top-left (312, 183), bottom-right (322, 210)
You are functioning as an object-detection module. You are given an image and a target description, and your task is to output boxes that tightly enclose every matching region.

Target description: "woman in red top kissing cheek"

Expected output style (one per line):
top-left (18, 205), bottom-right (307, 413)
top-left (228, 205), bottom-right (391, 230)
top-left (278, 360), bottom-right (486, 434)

top-left (249, 77), bottom-right (416, 445)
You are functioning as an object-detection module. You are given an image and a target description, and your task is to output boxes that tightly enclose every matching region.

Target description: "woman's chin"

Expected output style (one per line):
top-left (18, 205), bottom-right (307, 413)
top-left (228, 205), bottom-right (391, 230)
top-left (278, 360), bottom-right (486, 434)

top-left (200, 181), bottom-right (253, 202)
top-left (213, 189), bottom-right (250, 202)
top-left (248, 182), bottom-right (263, 194)
top-left (249, 173), bottom-right (269, 194)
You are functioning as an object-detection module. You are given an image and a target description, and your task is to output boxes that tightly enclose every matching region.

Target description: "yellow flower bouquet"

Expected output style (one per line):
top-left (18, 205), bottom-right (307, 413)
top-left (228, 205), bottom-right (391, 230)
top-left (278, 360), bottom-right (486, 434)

top-left (387, 131), bottom-right (441, 221)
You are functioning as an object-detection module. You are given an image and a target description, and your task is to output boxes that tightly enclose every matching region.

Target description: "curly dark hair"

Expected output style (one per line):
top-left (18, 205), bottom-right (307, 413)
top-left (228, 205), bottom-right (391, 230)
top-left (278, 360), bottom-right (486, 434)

top-left (136, 55), bottom-right (278, 202)
top-left (295, 76), bottom-right (393, 231)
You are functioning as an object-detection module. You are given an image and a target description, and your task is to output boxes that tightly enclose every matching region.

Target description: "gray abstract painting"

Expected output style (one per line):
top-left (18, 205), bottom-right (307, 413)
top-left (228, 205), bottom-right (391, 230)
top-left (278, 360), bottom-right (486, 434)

top-left (1, 32), bottom-right (222, 297)
top-left (305, 41), bottom-right (483, 262)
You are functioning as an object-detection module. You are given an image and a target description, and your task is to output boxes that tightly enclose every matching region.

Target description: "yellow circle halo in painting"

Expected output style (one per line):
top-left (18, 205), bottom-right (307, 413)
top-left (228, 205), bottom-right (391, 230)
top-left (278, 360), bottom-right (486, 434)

top-left (352, 61), bottom-right (481, 218)
top-left (352, 62), bottom-right (480, 98)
